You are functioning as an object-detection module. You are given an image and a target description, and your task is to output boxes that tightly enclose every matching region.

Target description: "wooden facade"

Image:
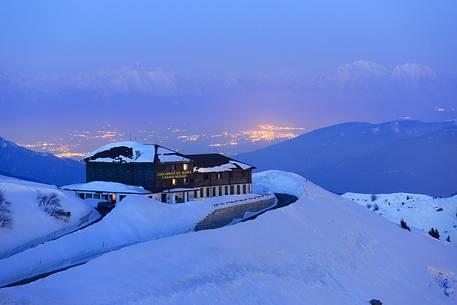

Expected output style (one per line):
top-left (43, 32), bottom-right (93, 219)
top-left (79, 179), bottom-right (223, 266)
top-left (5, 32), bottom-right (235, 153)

top-left (84, 144), bottom-right (254, 203)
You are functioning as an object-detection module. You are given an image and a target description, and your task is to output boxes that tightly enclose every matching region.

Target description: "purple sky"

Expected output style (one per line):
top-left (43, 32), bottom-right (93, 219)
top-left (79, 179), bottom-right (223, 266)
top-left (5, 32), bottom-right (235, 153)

top-left (1, 0), bottom-right (457, 155)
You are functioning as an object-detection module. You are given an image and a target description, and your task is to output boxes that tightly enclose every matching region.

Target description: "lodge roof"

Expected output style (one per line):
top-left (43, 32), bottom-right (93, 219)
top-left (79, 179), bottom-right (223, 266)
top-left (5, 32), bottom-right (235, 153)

top-left (82, 142), bottom-right (255, 172)
top-left (83, 141), bottom-right (190, 163)
top-left (62, 181), bottom-right (152, 194)
top-left (186, 153), bottom-right (255, 173)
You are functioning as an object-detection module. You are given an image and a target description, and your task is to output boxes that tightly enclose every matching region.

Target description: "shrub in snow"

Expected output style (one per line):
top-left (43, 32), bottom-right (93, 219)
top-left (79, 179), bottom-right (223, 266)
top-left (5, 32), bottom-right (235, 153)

top-left (436, 207), bottom-right (443, 212)
top-left (0, 190), bottom-right (12, 228)
top-left (400, 219), bottom-right (410, 231)
top-left (447, 235), bottom-right (451, 242)
top-left (406, 195), bottom-right (410, 200)
top-left (370, 194), bottom-right (377, 202)
top-left (428, 228), bottom-right (440, 240)
top-left (366, 203), bottom-right (372, 209)
top-left (37, 192), bottom-right (71, 222)
top-left (369, 299), bottom-right (382, 305)
top-left (372, 203), bottom-right (379, 211)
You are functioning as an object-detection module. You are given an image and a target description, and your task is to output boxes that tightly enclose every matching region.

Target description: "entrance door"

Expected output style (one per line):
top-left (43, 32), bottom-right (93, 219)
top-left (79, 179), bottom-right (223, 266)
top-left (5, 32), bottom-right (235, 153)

top-left (161, 193), bottom-right (167, 203)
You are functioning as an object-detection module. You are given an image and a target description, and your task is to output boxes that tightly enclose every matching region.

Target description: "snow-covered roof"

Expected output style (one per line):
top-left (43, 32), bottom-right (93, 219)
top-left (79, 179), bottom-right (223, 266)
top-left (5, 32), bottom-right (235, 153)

top-left (83, 141), bottom-right (191, 163)
top-left (193, 161), bottom-right (252, 173)
top-left (186, 154), bottom-right (254, 173)
top-left (61, 181), bottom-right (152, 194)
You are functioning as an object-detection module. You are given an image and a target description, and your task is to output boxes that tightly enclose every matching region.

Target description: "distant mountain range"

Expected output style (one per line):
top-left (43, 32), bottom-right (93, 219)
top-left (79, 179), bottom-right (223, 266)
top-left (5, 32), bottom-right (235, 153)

top-left (236, 120), bottom-right (457, 197)
top-left (0, 137), bottom-right (84, 186)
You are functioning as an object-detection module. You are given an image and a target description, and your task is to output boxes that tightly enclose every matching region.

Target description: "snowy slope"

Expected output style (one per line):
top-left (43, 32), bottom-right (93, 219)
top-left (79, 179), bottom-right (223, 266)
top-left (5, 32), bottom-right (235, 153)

top-left (0, 175), bottom-right (99, 259)
top-left (1, 171), bottom-right (456, 305)
top-left (0, 193), bottom-right (262, 287)
top-left (343, 192), bottom-right (457, 245)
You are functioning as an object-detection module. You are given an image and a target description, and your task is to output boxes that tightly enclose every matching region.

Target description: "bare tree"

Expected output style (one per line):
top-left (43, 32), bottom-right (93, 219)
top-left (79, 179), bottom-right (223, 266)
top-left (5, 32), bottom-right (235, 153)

top-left (37, 192), bottom-right (71, 222)
top-left (0, 190), bottom-right (12, 228)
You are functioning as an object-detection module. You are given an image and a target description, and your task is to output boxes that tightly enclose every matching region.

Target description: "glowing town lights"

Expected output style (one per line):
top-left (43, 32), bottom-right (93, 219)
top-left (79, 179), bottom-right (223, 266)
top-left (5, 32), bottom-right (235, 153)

top-left (55, 152), bottom-right (88, 158)
top-left (241, 125), bottom-right (305, 142)
top-left (177, 135), bottom-right (200, 142)
top-left (22, 124), bottom-right (305, 160)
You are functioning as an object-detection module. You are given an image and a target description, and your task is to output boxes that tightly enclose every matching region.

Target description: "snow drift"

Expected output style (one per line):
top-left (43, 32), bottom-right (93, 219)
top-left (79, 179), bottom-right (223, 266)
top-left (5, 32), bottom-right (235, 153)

top-left (1, 171), bottom-right (456, 305)
top-left (0, 192), bottom-right (263, 287)
top-left (0, 175), bottom-right (99, 259)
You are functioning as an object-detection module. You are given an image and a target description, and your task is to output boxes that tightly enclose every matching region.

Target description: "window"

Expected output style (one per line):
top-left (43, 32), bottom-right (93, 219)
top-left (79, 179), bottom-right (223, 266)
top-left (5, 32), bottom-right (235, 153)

top-left (206, 188), bottom-right (210, 197)
top-left (204, 174), bottom-right (209, 180)
top-left (172, 178), bottom-right (177, 186)
top-left (79, 193), bottom-right (84, 199)
top-left (243, 184), bottom-right (246, 194)
top-left (183, 163), bottom-right (189, 171)
top-left (237, 185), bottom-right (240, 194)
top-left (183, 177), bottom-right (188, 184)
top-left (171, 164), bottom-right (177, 171)
top-left (200, 188), bottom-right (204, 198)
top-left (111, 194), bottom-right (116, 203)
top-left (212, 187), bottom-right (216, 196)
top-left (230, 185), bottom-right (235, 195)
top-left (217, 172), bottom-right (222, 180)
top-left (101, 195), bottom-right (108, 200)
top-left (120, 195), bottom-right (126, 201)
top-left (218, 186), bottom-right (222, 196)
top-left (225, 186), bottom-right (228, 195)
top-left (194, 190), bottom-right (198, 198)
top-left (86, 193), bottom-right (93, 199)
top-left (94, 194), bottom-right (101, 199)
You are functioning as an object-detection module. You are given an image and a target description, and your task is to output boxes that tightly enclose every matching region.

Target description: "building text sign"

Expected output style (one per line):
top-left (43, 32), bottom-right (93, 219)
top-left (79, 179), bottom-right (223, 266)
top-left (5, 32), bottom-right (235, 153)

top-left (157, 170), bottom-right (192, 180)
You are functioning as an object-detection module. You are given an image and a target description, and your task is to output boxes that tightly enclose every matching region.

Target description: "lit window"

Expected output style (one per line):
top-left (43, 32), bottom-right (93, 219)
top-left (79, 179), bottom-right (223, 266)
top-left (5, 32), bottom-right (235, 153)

top-left (172, 178), bottom-right (177, 186)
top-left (217, 173), bottom-right (222, 180)
top-left (183, 163), bottom-right (189, 171)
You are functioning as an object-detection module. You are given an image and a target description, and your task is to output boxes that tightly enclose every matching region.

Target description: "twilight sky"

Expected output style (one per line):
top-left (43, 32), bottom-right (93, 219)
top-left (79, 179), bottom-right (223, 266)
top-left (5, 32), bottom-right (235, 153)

top-left (1, 0), bottom-right (457, 155)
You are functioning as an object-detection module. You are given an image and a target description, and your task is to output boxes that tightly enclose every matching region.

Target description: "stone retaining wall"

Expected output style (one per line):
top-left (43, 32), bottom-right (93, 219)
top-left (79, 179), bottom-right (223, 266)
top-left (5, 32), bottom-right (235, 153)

top-left (195, 194), bottom-right (277, 231)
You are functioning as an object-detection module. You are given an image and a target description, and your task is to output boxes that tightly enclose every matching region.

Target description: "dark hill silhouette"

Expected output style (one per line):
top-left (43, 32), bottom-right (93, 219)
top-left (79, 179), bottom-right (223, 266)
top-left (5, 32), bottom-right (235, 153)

top-left (236, 120), bottom-right (457, 197)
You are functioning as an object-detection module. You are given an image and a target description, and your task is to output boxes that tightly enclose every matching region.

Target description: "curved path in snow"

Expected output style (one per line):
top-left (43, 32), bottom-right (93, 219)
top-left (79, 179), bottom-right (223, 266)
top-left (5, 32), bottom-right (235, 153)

top-left (4, 193), bottom-right (298, 287)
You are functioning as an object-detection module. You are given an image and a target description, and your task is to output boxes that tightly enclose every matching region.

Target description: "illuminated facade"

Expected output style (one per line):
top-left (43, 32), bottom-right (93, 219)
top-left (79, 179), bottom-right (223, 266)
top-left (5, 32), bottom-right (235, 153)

top-left (81, 142), bottom-right (254, 204)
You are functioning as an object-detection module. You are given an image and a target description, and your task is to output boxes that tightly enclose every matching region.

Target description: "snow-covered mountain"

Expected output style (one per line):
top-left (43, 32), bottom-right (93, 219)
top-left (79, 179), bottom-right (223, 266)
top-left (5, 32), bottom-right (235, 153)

top-left (0, 175), bottom-right (99, 259)
top-left (343, 192), bottom-right (457, 246)
top-left (0, 137), bottom-right (84, 186)
top-left (236, 120), bottom-right (457, 197)
top-left (0, 171), bottom-right (455, 304)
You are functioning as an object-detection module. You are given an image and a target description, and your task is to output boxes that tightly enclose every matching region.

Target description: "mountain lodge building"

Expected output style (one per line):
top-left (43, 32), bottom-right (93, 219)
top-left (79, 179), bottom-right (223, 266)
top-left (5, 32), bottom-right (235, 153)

top-left (63, 142), bottom-right (255, 204)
